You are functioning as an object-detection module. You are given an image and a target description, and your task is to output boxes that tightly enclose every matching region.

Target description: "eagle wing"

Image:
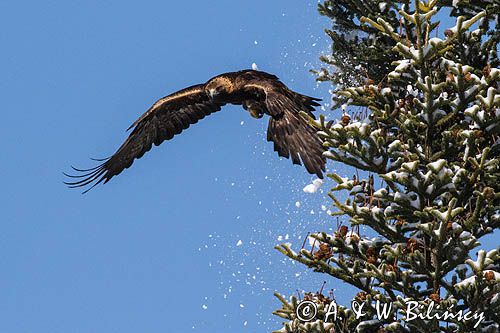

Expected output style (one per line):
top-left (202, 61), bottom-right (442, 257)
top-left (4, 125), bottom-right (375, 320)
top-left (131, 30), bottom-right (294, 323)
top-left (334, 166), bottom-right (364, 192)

top-left (245, 81), bottom-right (326, 178)
top-left (266, 96), bottom-right (326, 179)
top-left (65, 84), bottom-right (223, 193)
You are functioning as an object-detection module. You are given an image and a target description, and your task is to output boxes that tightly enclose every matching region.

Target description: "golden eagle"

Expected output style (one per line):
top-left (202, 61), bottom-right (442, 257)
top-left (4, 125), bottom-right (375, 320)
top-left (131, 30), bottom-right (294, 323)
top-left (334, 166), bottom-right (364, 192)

top-left (65, 70), bottom-right (326, 192)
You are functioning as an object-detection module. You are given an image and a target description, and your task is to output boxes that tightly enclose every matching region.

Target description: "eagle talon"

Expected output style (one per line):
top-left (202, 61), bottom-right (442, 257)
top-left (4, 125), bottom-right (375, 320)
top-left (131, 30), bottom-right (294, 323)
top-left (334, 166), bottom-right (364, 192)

top-left (249, 109), bottom-right (264, 119)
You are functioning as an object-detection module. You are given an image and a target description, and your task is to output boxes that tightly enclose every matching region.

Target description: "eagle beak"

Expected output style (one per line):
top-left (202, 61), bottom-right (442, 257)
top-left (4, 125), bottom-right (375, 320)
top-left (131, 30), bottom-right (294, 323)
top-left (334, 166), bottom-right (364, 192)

top-left (208, 89), bottom-right (217, 98)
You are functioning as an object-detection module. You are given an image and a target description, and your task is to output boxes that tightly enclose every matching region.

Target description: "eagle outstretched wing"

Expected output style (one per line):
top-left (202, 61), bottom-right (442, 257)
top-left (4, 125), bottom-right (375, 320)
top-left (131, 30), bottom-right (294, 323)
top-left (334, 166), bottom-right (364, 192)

top-left (264, 92), bottom-right (326, 179)
top-left (64, 84), bottom-right (224, 193)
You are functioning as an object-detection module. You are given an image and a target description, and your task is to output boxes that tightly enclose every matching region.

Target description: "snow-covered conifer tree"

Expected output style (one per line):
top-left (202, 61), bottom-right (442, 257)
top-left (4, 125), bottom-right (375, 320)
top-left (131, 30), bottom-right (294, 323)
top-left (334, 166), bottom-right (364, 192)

top-left (273, 1), bottom-right (499, 332)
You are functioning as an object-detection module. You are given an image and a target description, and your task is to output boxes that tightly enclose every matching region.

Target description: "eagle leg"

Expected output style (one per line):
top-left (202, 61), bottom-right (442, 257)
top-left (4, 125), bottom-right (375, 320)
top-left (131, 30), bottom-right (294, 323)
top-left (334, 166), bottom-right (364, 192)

top-left (243, 100), bottom-right (265, 119)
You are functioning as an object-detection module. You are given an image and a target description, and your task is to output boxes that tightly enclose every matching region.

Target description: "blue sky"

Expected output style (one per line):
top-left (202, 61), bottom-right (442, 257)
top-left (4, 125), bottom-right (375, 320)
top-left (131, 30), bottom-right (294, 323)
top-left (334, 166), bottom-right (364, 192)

top-left (1, 2), bottom-right (497, 333)
top-left (0, 1), bottom-right (344, 332)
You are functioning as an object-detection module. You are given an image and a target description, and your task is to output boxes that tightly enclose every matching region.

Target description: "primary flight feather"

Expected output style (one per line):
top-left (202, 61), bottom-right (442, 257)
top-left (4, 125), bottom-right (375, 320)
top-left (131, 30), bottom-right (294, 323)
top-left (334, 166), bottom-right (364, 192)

top-left (65, 70), bottom-right (326, 192)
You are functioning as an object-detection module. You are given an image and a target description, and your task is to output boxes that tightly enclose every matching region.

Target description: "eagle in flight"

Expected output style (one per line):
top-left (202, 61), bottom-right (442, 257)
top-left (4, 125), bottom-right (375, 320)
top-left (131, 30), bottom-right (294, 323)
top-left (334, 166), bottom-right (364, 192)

top-left (65, 70), bottom-right (326, 193)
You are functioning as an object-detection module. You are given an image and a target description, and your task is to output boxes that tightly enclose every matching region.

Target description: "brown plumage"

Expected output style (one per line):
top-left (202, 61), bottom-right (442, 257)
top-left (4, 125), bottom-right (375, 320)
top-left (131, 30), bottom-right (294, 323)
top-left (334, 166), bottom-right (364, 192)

top-left (65, 70), bottom-right (326, 193)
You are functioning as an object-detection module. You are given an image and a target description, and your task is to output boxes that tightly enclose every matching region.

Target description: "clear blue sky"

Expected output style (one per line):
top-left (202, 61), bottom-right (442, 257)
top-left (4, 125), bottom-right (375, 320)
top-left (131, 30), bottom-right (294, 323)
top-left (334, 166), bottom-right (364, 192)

top-left (0, 1), bottom-right (344, 332)
top-left (1, 2), bottom-right (496, 333)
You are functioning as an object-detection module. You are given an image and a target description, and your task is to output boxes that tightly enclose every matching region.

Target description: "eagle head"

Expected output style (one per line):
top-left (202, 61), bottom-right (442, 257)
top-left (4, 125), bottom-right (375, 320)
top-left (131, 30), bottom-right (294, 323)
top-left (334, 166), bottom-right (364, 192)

top-left (205, 76), bottom-right (234, 100)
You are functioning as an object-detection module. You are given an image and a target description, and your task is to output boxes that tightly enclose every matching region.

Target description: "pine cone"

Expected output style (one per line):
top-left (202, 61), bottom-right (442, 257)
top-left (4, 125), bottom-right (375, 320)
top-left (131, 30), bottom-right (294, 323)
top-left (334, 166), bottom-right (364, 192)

top-left (429, 293), bottom-right (441, 303)
top-left (341, 113), bottom-right (351, 126)
top-left (484, 271), bottom-right (495, 281)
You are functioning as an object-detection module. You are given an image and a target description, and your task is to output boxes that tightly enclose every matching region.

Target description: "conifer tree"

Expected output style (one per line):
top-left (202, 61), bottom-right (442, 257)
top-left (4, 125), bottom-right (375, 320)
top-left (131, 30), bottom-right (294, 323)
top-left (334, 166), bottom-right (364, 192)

top-left (273, 1), bottom-right (499, 332)
top-left (313, 0), bottom-right (499, 109)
